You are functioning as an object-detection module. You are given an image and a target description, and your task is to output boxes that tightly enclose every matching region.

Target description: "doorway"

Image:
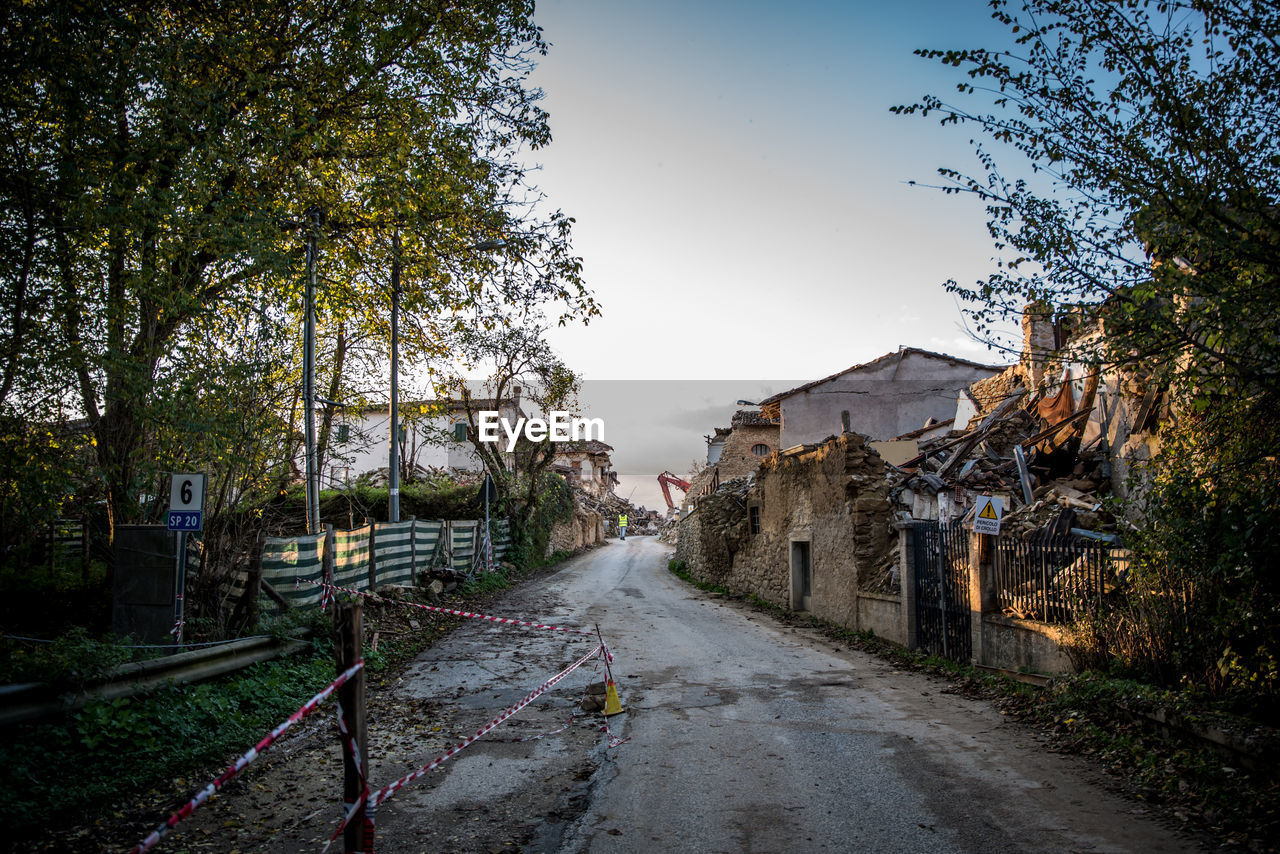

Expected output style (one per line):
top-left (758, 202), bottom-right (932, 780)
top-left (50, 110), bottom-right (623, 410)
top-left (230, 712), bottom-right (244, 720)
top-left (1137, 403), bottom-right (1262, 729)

top-left (790, 540), bottom-right (812, 611)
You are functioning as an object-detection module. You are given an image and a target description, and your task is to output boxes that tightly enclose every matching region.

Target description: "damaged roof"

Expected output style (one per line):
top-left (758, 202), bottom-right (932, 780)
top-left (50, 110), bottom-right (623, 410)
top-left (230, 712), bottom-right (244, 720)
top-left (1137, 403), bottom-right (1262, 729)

top-left (758, 347), bottom-right (1007, 406)
top-left (730, 409), bottom-right (780, 427)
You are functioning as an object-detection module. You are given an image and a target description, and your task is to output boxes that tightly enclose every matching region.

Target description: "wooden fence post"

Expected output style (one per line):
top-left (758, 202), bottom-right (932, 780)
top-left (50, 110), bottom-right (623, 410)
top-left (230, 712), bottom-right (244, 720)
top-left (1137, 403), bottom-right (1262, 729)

top-left (408, 516), bottom-right (417, 583)
top-left (323, 524), bottom-right (336, 587)
top-left (230, 530), bottom-right (267, 633)
top-left (334, 601), bottom-right (369, 853)
top-left (365, 518), bottom-right (377, 591)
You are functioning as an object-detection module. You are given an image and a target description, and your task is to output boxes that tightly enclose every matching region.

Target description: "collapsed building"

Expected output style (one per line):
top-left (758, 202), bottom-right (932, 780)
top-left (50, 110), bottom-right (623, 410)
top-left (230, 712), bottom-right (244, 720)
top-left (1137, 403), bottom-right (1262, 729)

top-left (675, 311), bottom-right (1161, 675)
top-left (545, 440), bottom-right (648, 554)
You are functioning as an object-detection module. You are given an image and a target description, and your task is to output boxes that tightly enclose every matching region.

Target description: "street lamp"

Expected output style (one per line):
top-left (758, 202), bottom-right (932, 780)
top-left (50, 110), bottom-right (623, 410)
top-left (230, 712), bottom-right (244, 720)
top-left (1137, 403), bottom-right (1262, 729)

top-left (388, 236), bottom-right (507, 523)
top-left (304, 208), bottom-right (322, 535)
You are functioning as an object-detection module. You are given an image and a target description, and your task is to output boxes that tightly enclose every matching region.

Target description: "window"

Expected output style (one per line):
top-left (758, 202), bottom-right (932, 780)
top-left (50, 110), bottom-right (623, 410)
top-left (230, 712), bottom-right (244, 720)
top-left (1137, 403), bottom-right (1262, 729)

top-left (749, 505), bottom-right (761, 534)
top-left (751, 443), bottom-right (770, 457)
top-left (453, 422), bottom-right (467, 442)
top-left (336, 424), bottom-right (350, 443)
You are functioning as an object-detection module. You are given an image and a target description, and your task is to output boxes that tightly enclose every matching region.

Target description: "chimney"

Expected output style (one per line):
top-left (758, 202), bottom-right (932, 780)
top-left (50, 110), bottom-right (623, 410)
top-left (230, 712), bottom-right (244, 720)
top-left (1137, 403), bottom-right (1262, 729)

top-left (1022, 302), bottom-right (1055, 390)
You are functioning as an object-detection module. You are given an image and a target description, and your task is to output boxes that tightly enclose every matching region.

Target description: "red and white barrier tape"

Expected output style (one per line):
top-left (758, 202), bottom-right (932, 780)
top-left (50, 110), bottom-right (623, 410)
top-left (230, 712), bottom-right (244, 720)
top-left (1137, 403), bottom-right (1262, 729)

top-left (303, 579), bottom-right (598, 638)
top-left (322, 643), bottom-right (609, 846)
top-left (371, 642), bottom-right (604, 807)
top-left (130, 659), bottom-right (365, 854)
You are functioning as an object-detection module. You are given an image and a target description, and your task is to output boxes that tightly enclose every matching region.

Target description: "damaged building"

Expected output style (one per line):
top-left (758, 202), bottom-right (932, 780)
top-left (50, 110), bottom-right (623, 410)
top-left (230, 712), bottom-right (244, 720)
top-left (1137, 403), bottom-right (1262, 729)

top-left (676, 313), bottom-right (1163, 675)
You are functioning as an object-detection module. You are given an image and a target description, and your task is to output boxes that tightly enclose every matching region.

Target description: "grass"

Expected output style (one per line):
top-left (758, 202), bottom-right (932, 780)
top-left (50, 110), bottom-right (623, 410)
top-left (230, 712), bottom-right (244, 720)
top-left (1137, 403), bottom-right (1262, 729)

top-left (0, 549), bottom-right (582, 850)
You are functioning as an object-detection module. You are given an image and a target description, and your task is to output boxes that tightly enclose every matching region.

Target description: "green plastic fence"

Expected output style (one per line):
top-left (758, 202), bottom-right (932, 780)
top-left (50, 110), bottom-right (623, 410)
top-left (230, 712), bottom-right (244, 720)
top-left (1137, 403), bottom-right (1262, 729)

top-left (259, 518), bottom-right (512, 612)
top-left (373, 521), bottom-right (414, 587)
top-left (260, 534), bottom-right (325, 608)
top-left (333, 525), bottom-right (371, 589)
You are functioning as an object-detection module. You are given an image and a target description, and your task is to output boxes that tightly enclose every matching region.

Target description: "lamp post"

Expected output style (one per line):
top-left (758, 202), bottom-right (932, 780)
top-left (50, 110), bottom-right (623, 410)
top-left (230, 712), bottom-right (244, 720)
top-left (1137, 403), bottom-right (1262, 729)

top-left (387, 236), bottom-right (506, 523)
top-left (304, 207), bottom-right (322, 535)
top-left (389, 231), bottom-right (403, 522)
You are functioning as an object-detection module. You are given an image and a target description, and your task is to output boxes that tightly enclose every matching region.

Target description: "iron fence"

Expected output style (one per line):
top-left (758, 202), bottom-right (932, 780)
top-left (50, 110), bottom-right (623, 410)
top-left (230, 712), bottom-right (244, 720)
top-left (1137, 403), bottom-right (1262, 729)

top-left (994, 534), bottom-right (1130, 623)
top-left (912, 521), bottom-right (972, 661)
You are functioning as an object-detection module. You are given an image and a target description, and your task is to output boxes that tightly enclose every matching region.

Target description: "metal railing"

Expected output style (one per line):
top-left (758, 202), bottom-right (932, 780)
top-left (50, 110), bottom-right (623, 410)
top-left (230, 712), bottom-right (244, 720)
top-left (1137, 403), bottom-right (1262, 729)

top-left (911, 521), bottom-right (972, 661)
top-left (994, 534), bottom-right (1129, 623)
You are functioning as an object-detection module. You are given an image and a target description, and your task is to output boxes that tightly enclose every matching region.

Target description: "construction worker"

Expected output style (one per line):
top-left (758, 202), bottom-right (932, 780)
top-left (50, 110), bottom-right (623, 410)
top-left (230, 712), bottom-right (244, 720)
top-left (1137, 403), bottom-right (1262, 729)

top-left (618, 513), bottom-right (628, 540)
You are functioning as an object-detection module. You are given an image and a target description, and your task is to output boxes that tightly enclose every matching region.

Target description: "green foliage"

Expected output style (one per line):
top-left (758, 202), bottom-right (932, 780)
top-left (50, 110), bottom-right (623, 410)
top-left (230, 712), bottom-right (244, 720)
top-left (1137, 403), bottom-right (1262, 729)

top-left (460, 567), bottom-right (515, 596)
top-left (895, 0), bottom-right (1280, 399)
top-left (0, 0), bottom-right (594, 540)
top-left (1067, 397), bottom-right (1280, 717)
top-left (900, 0), bottom-right (1280, 710)
top-left (0, 628), bottom-right (130, 690)
top-left (0, 419), bottom-right (85, 565)
top-left (0, 642), bottom-right (336, 839)
top-left (268, 480), bottom-right (485, 531)
top-left (504, 470), bottom-right (574, 566)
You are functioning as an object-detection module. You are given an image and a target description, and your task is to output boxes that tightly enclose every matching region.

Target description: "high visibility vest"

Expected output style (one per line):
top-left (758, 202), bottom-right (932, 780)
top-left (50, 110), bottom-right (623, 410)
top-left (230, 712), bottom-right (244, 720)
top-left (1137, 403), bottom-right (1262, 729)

top-left (619, 515), bottom-right (628, 526)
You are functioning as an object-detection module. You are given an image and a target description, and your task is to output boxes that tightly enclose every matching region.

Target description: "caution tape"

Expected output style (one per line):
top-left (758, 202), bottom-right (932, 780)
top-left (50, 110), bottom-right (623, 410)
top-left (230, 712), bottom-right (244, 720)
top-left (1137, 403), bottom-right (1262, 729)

top-left (303, 579), bottom-right (598, 638)
top-left (130, 659), bottom-right (365, 854)
top-left (371, 642), bottom-right (604, 806)
top-left (322, 643), bottom-right (610, 846)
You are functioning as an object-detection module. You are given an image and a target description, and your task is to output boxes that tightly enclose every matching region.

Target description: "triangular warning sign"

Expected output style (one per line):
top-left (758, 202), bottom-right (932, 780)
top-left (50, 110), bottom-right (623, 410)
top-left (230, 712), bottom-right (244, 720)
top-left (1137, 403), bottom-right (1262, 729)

top-left (978, 500), bottom-right (999, 520)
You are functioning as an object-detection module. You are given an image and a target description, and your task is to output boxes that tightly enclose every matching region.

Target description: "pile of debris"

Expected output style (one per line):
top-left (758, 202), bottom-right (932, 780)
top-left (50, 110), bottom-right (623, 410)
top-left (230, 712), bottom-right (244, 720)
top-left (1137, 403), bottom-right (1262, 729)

top-left (889, 384), bottom-right (1121, 542)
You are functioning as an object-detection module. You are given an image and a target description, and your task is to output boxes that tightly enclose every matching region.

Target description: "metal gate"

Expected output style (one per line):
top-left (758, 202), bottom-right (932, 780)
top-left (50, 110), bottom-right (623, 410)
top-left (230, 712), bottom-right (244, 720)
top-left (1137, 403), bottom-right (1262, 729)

top-left (911, 521), bottom-right (972, 661)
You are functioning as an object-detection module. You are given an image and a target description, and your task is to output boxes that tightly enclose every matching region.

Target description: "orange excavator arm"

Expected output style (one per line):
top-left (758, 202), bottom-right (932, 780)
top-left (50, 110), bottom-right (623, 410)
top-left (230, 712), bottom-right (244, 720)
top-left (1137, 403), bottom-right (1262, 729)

top-left (657, 470), bottom-right (692, 510)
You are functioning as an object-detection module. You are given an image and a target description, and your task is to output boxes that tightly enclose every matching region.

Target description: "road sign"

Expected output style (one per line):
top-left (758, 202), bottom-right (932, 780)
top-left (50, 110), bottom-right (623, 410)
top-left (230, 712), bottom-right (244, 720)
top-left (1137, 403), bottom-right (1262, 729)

top-left (973, 494), bottom-right (1003, 535)
top-left (168, 473), bottom-right (206, 532)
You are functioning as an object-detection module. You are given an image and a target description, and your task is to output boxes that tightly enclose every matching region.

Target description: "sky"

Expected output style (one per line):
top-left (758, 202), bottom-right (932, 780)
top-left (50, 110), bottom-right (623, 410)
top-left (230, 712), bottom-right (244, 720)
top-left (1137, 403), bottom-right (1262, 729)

top-left (516, 0), bottom-right (1023, 510)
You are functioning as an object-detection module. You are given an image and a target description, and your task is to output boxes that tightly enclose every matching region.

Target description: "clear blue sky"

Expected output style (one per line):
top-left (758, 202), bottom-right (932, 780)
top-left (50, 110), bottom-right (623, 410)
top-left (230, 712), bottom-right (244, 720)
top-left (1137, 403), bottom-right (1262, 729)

top-left (529, 0), bottom-right (1019, 383)
top-left (519, 0), bottom-right (1022, 509)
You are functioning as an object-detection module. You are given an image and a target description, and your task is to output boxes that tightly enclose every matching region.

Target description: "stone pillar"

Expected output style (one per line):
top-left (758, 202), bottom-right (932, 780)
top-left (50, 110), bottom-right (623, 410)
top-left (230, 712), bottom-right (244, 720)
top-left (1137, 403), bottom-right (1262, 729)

top-left (969, 529), bottom-right (999, 667)
top-left (896, 521), bottom-right (917, 649)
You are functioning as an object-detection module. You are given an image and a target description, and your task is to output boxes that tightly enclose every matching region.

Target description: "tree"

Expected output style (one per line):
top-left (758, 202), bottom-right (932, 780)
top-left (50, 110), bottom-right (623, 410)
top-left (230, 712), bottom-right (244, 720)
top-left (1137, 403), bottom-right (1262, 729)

top-left (898, 0), bottom-right (1280, 704)
top-left (443, 324), bottom-right (580, 559)
top-left (0, 0), bottom-right (595, 543)
top-left (894, 0), bottom-right (1278, 396)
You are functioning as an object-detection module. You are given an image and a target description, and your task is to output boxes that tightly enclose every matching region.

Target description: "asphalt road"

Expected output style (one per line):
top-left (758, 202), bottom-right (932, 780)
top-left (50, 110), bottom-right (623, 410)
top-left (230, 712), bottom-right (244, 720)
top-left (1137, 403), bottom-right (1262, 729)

top-left (369, 535), bottom-right (1201, 854)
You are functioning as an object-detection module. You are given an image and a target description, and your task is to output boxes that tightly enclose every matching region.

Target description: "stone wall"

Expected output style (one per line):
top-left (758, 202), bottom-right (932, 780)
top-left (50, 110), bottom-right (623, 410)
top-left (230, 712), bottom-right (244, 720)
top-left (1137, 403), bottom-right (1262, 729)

top-left (716, 421), bottom-right (779, 479)
top-left (980, 613), bottom-right (1074, 674)
top-left (678, 432), bottom-right (899, 633)
top-left (545, 506), bottom-right (604, 556)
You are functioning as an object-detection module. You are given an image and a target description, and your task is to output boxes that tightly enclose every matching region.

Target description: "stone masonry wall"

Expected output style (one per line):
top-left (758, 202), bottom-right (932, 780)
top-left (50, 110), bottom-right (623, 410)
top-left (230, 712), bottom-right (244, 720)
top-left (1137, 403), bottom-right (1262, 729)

top-left (678, 432), bottom-right (897, 632)
top-left (716, 422), bottom-right (779, 479)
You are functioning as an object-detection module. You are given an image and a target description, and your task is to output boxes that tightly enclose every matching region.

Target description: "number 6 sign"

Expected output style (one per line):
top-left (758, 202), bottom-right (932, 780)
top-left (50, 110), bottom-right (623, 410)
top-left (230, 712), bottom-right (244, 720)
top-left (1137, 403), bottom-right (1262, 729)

top-left (168, 474), bottom-right (206, 532)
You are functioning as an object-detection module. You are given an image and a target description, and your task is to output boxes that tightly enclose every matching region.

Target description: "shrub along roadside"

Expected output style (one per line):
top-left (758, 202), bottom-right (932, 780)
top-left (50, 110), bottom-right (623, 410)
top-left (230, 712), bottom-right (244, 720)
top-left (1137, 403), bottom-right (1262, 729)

top-left (666, 559), bottom-right (1280, 851)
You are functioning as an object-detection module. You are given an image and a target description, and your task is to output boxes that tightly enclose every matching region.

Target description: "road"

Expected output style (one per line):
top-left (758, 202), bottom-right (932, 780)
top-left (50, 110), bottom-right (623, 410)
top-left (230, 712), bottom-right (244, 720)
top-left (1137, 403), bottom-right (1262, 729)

top-left (368, 536), bottom-right (1200, 854)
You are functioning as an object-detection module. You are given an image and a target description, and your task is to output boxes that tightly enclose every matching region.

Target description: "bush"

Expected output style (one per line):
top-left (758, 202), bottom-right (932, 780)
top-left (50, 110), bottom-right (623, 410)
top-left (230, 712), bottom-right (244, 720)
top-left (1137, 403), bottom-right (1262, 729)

top-left (1066, 398), bottom-right (1280, 721)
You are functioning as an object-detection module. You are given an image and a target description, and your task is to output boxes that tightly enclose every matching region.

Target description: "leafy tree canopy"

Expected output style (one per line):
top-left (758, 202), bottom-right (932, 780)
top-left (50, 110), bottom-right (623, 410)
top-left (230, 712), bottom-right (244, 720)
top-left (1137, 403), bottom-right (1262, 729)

top-left (895, 0), bottom-right (1279, 403)
top-left (898, 0), bottom-right (1280, 706)
top-left (0, 0), bottom-right (596, 534)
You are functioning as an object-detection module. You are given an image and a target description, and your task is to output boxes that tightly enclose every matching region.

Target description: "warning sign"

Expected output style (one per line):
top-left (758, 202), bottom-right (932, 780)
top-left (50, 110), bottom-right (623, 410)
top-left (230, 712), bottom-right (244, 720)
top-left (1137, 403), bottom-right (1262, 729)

top-left (973, 495), bottom-right (1003, 535)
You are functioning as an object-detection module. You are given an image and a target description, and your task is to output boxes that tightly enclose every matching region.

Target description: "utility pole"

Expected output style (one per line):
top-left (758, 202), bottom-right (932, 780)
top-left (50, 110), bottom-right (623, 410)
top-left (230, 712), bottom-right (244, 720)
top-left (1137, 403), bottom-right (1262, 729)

top-left (389, 230), bottom-right (402, 523)
top-left (304, 207), bottom-right (322, 535)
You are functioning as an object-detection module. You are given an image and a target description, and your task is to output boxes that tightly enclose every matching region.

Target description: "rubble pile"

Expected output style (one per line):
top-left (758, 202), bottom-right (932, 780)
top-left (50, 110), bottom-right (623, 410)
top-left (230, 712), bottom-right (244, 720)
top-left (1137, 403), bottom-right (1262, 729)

top-left (888, 387), bottom-right (1119, 541)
